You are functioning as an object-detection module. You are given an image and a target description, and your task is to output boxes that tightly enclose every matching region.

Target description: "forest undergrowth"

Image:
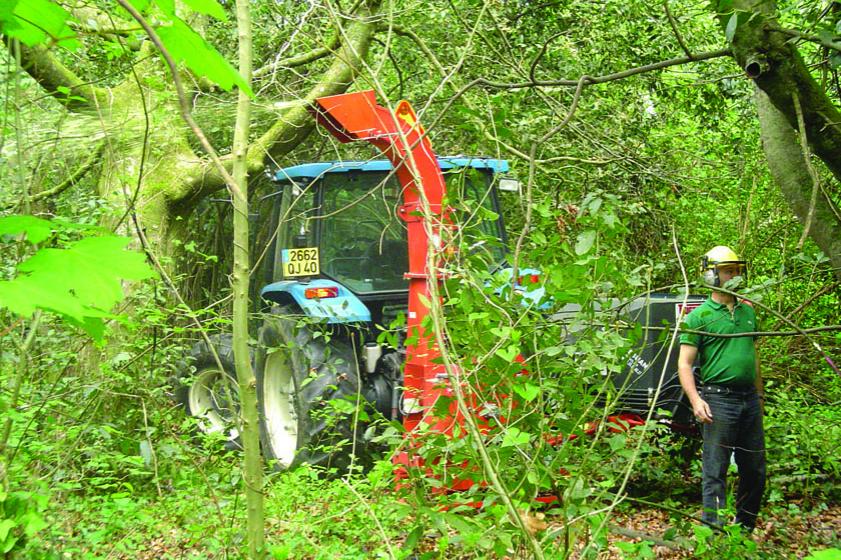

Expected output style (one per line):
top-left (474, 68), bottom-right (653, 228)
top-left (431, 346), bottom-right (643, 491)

top-left (2, 315), bottom-right (838, 559)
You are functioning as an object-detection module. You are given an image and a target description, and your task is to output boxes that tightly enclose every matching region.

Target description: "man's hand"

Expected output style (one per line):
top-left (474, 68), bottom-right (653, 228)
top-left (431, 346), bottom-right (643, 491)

top-left (692, 398), bottom-right (713, 424)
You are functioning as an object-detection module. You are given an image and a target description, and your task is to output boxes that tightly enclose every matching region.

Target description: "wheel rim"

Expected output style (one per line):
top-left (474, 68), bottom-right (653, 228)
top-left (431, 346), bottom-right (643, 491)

top-left (188, 368), bottom-right (240, 440)
top-left (263, 352), bottom-right (299, 468)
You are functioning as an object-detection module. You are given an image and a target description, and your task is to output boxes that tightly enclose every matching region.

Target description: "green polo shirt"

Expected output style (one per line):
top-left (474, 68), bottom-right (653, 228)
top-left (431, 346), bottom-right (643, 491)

top-left (679, 297), bottom-right (758, 386)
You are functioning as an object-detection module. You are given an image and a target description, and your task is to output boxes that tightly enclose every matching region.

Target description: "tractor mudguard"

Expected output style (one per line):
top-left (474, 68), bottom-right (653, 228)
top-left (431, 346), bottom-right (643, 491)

top-left (260, 279), bottom-right (371, 324)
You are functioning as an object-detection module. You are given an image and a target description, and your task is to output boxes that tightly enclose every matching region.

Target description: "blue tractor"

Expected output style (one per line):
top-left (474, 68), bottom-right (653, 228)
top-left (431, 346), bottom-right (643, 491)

top-left (176, 157), bottom-right (521, 470)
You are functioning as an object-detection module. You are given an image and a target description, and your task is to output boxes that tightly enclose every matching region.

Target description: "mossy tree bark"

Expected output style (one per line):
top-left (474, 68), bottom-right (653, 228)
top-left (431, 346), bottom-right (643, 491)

top-left (754, 89), bottom-right (841, 278)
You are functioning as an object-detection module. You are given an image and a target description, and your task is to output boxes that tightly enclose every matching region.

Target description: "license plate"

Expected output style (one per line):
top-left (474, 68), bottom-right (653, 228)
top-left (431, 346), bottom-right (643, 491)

top-left (281, 247), bottom-right (320, 277)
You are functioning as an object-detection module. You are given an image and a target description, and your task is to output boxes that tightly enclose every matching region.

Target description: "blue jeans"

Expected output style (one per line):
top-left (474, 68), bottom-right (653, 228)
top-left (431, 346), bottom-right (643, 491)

top-left (700, 386), bottom-right (766, 530)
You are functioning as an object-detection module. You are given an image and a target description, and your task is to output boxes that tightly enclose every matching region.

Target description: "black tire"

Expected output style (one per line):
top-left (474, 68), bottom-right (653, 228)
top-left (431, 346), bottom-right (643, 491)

top-left (174, 334), bottom-right (242, 450)
top-left (257, 306), bottom-right (372, 472)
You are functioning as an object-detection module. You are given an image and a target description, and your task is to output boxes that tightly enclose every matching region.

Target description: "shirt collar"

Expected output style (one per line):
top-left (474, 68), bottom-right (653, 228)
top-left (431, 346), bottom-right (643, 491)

top-left (706, 295), bottom-right (740, 310)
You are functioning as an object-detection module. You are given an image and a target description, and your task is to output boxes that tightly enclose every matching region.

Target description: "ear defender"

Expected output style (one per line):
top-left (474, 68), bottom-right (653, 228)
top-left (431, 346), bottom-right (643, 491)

top-left (700, 255), bottom-right (719, 287)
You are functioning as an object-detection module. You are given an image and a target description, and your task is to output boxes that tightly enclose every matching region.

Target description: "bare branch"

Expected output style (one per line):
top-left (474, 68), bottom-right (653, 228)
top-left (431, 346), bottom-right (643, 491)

top-left (425, 49), bottom-right (731, 161)
top-left (382, 23), bottom-right (447, 77)
top-left (663, 1), bottom-right (694, 59)
top-left (792, 91), bottom-right (821, 250)
top-left (253, 32), bottom-right (341, 78)
top-left (482, 49), bottom-right (731, 90)
top-left (247, 6), bottom-right (379, 168)
top-left (166, 1), bottom-right (382, 215)
top-left (529, 31), bottom-right (566, 83)
top-left (4, 142), bottom-right (104, 211)
top-left (777, 26), bottom-right (841, 53)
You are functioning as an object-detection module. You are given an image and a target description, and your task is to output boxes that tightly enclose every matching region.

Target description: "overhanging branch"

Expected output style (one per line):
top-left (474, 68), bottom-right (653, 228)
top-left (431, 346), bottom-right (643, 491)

top-left (4, 142), bottom-right (105, 211)
top-left (14, 42), bottom-right (106, 111)
top-left (253, 33), bottom-right (341, 78)
top-left (476, 49), bottom-right (731, 90)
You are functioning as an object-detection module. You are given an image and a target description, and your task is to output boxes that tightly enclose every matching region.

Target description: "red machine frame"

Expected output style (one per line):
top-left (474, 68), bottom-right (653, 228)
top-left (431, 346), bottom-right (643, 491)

top-left (310, 90), bottom-right (451, 437)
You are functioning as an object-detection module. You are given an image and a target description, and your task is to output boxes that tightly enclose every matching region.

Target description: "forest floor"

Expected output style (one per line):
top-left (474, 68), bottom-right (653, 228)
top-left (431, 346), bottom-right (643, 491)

top-left (97, 502), bottom-right (840, 559)
top-left (604, 503), bottom-right (841, 559)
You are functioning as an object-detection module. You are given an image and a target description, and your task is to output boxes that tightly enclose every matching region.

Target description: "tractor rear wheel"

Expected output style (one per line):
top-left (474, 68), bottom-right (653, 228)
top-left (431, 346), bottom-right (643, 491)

top-left (174, 335), bottom-right (241, 449)
top-left (257, 307), bottom-right (372, 472)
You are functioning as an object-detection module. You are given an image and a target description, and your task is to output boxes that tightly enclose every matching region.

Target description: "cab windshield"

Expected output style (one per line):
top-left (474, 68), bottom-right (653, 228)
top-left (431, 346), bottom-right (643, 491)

top-left (318, 167), bottom-right (505, 294)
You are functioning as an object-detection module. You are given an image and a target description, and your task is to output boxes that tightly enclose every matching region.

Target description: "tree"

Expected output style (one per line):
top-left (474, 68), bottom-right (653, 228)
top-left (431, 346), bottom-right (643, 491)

top-left (714, 0), bottom-right (841, 278)
top-left (4, 0), bottom-right (381, 244)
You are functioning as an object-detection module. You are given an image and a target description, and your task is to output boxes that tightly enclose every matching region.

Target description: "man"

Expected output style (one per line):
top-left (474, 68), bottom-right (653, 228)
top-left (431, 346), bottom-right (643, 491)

top-left (678, 245), bottom-right (765, 532)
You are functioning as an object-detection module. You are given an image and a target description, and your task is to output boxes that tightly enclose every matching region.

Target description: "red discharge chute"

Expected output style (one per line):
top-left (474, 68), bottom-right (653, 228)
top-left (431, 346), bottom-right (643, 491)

top-left (309, 90), bottom-right (452, 434)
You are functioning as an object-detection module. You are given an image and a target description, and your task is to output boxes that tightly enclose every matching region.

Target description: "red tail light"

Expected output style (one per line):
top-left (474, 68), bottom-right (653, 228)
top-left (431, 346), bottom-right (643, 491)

top-left (305, 286), bottom-right (339, 299)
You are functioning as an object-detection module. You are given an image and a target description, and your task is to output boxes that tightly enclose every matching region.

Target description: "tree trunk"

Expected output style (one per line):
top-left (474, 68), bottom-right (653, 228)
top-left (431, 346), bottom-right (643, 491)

top-left (712, 0), bottom-right (841, 276)
top-left (754, 89), bottom-right (841, 279)
top-left (724, 0), bottom-right (841, 181)
top-left (231, 0), bottom-right (264, 557)
top-left (10, 1), bottom-right (382, 247)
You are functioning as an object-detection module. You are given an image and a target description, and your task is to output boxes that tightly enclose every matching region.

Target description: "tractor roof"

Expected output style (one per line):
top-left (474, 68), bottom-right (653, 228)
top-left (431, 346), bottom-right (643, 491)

top-left (273, 157), bottom-right (509, 183)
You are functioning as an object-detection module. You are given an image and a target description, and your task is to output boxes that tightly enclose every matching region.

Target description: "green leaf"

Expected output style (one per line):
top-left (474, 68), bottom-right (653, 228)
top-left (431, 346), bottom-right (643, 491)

top-left (490, 326), bottom-right (511, 339)
top-left (18, 236), bottom-right (154, 306)
top-left (544, 345), bottom-right (562, 357)
top-left (156, 17), bottom-right (253, 96)
top-left (417, 292), bottom-right (431, 309)
top-left (0, 0), bottom-right (18, 25)
top-left (0, 275), bottom-right (90, 320)
top-left (2, 534), bottom-right (19, 554)
top-left (725, 13), bottom-right (738, 42)
top-left (513, 382), bottom-right (540, 402)
top-left (804, 550), bottom-right (841, 560)
top-left (494, 345), bottom-right (519, 362)
top-left (716, 0), bottom-right (734, 14)
top-left (402, 526), bottom-right (423, 551)
top-left (501, 427), bottom-right (531, 447)
top-left (22, 512), bottom-right (46, 537)
top-left (127, 0), bottom-right (152, 12)
top-left (139, 440), bottom-right (153, 467)
top-left (182, 0), bottom-right (227, 21)
top-left (566, 478), bottom-right (592, 501)
top-left (0, 519), bottom-right (15, 545)
top-left (7, 0), bottom-right (79, 50)
top-left (155, 0), bottom-right (175, 15)
top-left (608, 433), bottom-right (627, 451)
top-left (0, 234), bottom-right (154, 341)
top-left (575, 230), bottom-right (596, 255)
top-left (0, 215), bottom-right (54, 244)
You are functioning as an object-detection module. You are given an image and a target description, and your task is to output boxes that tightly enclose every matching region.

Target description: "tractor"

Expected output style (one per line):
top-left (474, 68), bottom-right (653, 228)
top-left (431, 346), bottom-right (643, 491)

top-left (176, 91), bottom-right (701, 473)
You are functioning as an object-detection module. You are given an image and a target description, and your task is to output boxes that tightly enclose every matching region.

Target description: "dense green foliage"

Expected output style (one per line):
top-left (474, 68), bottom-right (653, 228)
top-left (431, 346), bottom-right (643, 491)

top-left (1, 0), bottom-right (840, 558)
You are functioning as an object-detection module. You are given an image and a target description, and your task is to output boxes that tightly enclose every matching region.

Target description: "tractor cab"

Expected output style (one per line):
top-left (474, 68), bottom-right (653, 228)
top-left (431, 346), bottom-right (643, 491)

top-left (258, 157), bottom-right (517, 326)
